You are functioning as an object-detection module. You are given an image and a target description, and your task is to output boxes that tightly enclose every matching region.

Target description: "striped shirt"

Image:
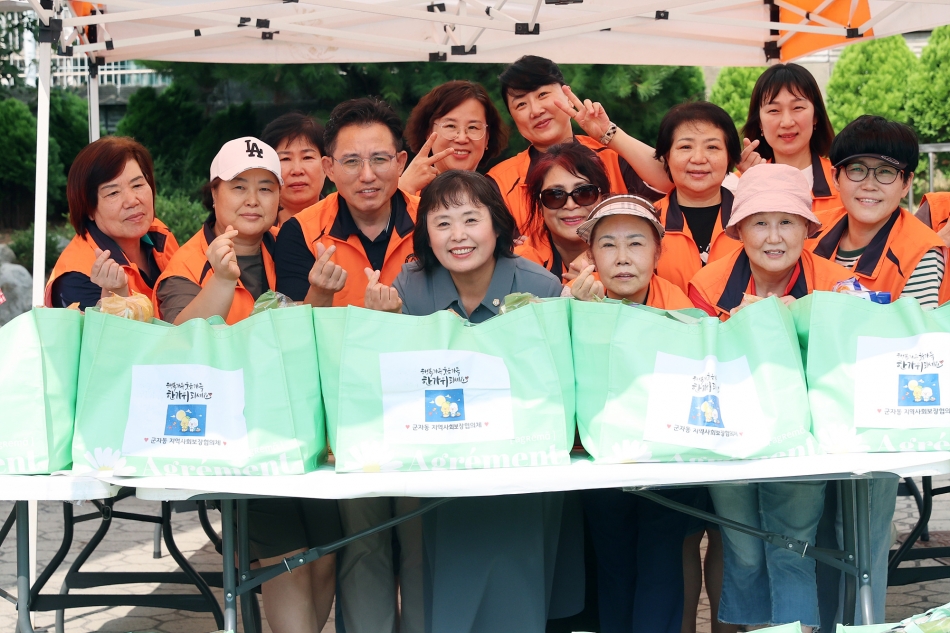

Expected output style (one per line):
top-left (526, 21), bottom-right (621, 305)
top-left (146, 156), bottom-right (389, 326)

top-left (835, 247), bottom-right (945, 310)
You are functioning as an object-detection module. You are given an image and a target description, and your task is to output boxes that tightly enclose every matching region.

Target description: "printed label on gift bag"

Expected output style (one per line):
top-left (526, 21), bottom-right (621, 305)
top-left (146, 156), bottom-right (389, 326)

top-left (121, 364), bottom-right (250, 459)
top-left (642, 353), bottom-right (764, 451)
top-left (854, 333), bottom-right (950, 428)
top-left (380, 350), bottom-right (514, 444)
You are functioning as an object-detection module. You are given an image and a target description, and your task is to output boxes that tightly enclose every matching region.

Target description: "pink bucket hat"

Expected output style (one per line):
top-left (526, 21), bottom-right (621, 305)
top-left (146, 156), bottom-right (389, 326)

top-left (725, 163), bottom-right (821, 239)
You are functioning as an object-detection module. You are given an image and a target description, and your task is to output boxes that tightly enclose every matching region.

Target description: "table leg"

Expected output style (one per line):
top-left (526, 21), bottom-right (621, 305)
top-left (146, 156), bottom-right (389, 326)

top-left (237, 499), bottom-right (258, 633)
top-left (855, 479), bottom-right (875, 625)
top-left (16, 501), bottom-right (35, 633)
top-left (840, 480), bottom-right (857, 626)
top-left (221, 500), bottom-right (237, 633)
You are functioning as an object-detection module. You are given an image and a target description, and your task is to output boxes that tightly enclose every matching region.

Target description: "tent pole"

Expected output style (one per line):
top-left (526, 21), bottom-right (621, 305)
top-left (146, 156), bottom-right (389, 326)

top-left (31, 36), bottom-right (52, 307)
top-left (87, 60), bottom-right (100, 142)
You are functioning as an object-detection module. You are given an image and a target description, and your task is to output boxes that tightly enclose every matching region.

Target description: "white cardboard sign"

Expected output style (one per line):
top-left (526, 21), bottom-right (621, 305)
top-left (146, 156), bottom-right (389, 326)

top-left (121, 364), bottom-right (249, 459)
top-left (643, 353), bottom-right (766, 453)
top-left (854, 333), bottom-right (950, 429)
top-left (379, 350), bottom-right (515, 444)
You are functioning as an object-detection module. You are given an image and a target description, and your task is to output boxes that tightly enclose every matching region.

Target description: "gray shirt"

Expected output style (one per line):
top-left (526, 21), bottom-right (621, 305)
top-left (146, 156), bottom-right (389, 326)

top-left (392, 255), bottom-right (562, 323)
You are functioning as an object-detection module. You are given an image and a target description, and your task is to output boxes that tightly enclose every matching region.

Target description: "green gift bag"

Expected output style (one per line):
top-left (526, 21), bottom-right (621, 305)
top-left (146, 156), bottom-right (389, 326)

top-left (791, 292), bottom-right (950, 453)
top-left (573, 297), bottom-right (818, 462)
top-left (0, 308), bottom-right (82, 473)
top-left (73, 305), bottom-right (325, 476)
top-left (312, 300), bottom-right (575, 473)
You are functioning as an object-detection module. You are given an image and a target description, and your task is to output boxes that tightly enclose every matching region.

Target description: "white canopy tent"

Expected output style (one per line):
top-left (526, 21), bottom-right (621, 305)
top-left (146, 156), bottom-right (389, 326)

top-left (4, 0), bottom-right (950, 303)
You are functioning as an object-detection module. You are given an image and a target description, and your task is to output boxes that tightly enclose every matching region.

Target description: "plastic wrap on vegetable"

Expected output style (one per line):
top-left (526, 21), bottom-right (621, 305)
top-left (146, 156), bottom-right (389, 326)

top-left (832, 277), bottom-right (891, 304)
top-left (250, 290), bottom-right (298, 315)
top-left (883, 602), bottom-right (950, 632)
top-left (96, 292), bottom-right (154, 322)
top-left (498, 292), bottom-right (545, 314)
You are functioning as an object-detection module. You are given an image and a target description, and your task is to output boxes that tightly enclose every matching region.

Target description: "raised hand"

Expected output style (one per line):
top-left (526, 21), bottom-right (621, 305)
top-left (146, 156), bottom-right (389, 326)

top-left (91, 248), bottom-right (130, 296)
top-left (735, 138), bottom-right (765, 174)
top-left (363, 268), bottom-right (403, 313)
top-left (570, 265), bottom-right (606, 302)
top-left (398, 132), bottom-right (457, 193)
top-left (308, 243), bottom-right (347, 303)
top-left (555, 85), bottom-right (612, 141)
top-left (206, 226), bottom-right (241, 282)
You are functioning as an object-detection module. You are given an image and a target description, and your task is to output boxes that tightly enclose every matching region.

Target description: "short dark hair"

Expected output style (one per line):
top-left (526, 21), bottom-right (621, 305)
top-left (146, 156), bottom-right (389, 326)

top-left (413, 170), bottom-right (517, 272)
top-left (261, 112), bottom-right (326, 156)
top-left (741, 63), bottom-right (834, 161)
top-left (524, 143), bottom-right (610, 235)
top-left (498, 55), bottom-right (565, 107)
top-left (830, 115), bottom-right (919, 182)
top-left (654, 102), bottom-right (742, 177)
top-left (404, 81), bottom-right (509, 164)
top-left (67, 136), bottom-right (157, 237)
top-left (324, 98), bottom-right (403, 157)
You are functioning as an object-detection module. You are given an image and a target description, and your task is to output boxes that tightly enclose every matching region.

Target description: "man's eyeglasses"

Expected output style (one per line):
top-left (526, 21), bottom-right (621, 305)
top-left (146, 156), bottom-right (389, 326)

top-left (539, 184), bottom-right (601, 210)
top-left (333, 154), bottom-right (397, 175)
top-left (435, 121), bottom-right (488, 142)
top-left (842, 162), bottom-right (903, 185)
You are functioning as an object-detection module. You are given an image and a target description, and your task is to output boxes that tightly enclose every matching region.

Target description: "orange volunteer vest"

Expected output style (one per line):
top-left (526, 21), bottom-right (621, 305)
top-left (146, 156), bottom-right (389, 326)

top-left (487, 136), bottom-right (661, 234)
top-left (809, 153), bottom-right (840, 214)
top-left (654, 187), bottom-right (741, 293)
top-left (293, 191), bottom-right (419, 308)
top-left (46, 218), bottom-right (178, 307)
top-left (565, 271), bottom-right (693, 310)
top-left (915, 192), bottom-right (950, 233)
top-left (154, 222), bottom-right (277, 325)
top-left (809, 206), bottom-right (950, 304)
top-left (688, 248), bottom-right (852, 321)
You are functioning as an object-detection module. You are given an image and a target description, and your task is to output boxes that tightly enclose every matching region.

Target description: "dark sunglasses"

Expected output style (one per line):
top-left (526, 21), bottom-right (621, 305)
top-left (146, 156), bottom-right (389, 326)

top-left (539, 184), bottom-right (601, 210)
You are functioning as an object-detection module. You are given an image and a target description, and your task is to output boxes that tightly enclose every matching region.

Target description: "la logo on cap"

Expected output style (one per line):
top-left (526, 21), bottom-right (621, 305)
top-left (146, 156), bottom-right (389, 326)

top-left (245, 139), bottom-right (264, 158)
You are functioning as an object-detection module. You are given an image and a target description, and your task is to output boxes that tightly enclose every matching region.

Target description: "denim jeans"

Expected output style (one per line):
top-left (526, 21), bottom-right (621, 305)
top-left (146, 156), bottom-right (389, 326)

top-left (709, 481), bottom-right (825, 627)
top-left (835, 478), bottom-right (899, 626)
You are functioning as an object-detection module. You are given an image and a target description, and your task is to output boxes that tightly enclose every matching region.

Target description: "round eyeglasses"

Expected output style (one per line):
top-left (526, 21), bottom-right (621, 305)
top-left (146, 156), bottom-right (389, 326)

top-left (842, 162), bottom-right (903, 185)
top-left (539, 184), bottom-right (601, 210)
top-left (333, 154), bottom-right (397, 175)
top-left (435, 121), bottom-right (488, 142)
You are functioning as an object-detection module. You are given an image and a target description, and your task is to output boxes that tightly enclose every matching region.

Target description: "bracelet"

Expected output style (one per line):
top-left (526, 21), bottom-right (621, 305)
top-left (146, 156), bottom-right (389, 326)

top-left (600, 122), bottom-right (619, 146)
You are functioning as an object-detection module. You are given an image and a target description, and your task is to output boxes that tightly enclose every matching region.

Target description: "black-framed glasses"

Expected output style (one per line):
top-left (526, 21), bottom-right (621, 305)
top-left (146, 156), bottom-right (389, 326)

top-left (842, 162), bottom-right (903, 185)
top-left (435, 121), bottom-right (488, 142)
top-left (333, 154), bottom-right (397, 175)
top-left (539, 184), bottom-right (601, 210)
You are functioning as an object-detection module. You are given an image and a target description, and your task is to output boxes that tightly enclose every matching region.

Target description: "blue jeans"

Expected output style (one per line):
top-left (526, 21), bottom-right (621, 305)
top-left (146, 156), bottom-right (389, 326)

top-left (709, 481), bottom-right (825, 627)
top-left (835, 477), bottom-right (899, 626)
top-left (582, 487), bottom-right (695, 633)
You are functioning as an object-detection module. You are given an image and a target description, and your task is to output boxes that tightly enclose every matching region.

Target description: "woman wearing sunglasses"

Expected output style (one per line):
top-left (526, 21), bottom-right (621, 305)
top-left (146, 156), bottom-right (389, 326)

top-left (809, 115), bottom-right (949, 310)
top-left (519, 143), bottom-right (609, 282)
top-left (652, 102), bottom-right (744, 293)
top-left (399, 80), bottom-right (509, 195)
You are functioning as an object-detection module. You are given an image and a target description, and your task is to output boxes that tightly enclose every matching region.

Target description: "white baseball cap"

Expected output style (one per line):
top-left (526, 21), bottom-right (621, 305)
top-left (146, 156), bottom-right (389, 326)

top-left (209, 137), bottom-right (283, 185)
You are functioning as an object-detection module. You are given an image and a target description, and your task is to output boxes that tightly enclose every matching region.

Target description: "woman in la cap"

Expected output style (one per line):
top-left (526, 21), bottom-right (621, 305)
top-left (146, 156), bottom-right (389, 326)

top-left (400, 80), bottom-right (508, 194)
top-left (737, 63), bottom-right (840, 213)
top-left (571, 194), bottom-right (692, 310)
top-left (688, 163), bottom-right (849, 633)
top-left (47, 136), bottom-right (179, 310)
top-left (154, 137), bottom-right (343, 633)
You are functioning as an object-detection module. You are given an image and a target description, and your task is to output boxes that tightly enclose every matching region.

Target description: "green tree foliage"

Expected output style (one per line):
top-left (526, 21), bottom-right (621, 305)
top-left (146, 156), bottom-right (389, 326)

top-left (0, 12), bottom-right (35, 86)
top-left (154, 191), bottom-right (207, 243)
top-left (0, 97), bottom-right (66, 226)
top-left (49, 89), bottom-right (89, 182)
top-left (908, 26), bottom-right (950, 143)
top-left (709, 67), bottom-right (765, 133)
top-left (826, 36), bottom-right (917, 131)
top-left (185, 101), bottom-right (259, 184)
top-left (116, 84), bottom-right (204, 192)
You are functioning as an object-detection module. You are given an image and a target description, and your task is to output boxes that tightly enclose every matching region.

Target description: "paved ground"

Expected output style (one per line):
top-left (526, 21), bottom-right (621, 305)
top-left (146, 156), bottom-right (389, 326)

top-left (1, 477), bottom-right (949, 633)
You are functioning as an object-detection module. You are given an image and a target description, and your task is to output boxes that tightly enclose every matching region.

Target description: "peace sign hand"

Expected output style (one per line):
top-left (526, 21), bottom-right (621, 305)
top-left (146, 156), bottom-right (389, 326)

top-left (398, 132), bottom-right (456, 194)
top-left (555, 85), bottom-right (612, 141)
